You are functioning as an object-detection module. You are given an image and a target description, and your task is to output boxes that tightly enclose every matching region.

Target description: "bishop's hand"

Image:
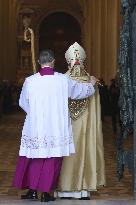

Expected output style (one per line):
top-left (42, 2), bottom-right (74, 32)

top-left (90, 76), bottom-right (103, 86)
top-left (90, 76), bottom-right (98, 86)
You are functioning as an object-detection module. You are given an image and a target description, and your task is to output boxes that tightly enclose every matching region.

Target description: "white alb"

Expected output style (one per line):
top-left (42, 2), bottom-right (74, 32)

top-left (19, 72), bottom-right (95, 158)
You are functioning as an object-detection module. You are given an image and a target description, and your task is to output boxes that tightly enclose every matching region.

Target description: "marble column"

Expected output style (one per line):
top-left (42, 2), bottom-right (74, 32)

top-left (0, 0), bottom-right (7, 80)
top-left (106, 0), bottom-right (120, 84)
top-left (84, 0), bottom-right (120, 84)
top-left (0, 0), bottom-right (21, 81)
top-left (0, 0), bottom-right (3, 79)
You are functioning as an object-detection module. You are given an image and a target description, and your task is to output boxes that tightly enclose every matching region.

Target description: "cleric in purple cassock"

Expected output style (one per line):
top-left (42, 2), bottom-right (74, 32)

top-left (13, 50), bottom-right (97, 202)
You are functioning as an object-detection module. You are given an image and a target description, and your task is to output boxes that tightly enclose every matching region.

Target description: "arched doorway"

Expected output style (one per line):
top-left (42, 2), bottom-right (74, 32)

top-left (39, 12), bottom-right (82, 73)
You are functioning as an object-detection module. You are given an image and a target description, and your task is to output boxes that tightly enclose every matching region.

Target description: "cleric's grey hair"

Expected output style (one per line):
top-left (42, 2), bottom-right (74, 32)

top-left (38, 50), bottom-right (54, 65)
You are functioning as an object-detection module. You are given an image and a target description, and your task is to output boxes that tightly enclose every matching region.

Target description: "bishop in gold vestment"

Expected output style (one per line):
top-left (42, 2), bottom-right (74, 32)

top-left (56, 42), bottom-right (106, 199)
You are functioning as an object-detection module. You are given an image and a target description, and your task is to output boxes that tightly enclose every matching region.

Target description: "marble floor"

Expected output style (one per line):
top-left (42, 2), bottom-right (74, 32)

top-left (0, 112), bottom-right (133, 204)
top-left (0, 199), bottom-right (136, 205)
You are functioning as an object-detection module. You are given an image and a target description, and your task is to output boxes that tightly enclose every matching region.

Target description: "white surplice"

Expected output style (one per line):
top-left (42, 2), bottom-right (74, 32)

top-left (19, 72), bottom-right (95, 159)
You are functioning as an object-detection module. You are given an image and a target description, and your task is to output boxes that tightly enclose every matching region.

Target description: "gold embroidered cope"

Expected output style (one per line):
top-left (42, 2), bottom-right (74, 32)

top-left (68, 65), bottom-right (90, 120)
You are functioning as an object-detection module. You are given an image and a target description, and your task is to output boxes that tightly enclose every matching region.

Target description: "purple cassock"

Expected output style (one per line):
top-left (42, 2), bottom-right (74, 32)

top-left (13, 67), bottom-right (63, 193)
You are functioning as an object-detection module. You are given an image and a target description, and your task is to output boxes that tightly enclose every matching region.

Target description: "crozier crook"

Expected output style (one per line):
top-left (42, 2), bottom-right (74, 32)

top-left (24, 26), bottom-right (37, 74)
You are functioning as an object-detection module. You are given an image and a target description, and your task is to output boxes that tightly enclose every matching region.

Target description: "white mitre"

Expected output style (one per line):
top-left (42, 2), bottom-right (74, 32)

top-left (65, 42), bottom-right (86, 68)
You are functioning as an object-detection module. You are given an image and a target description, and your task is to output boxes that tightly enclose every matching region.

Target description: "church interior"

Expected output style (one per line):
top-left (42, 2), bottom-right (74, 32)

top-left (0, 0), bottom-right (134, 204)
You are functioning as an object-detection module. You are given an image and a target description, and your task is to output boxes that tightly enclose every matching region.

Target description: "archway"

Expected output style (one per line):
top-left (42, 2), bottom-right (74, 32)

top-left (39, 12), bottom-right (82, 73)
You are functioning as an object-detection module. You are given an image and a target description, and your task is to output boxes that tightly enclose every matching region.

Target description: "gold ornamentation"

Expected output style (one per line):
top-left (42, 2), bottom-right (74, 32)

top-left (68, 64), bottom-right (90, 120)
top-left (23, 16), bottom-right (36, 74)
top-left (69, 98), bottom-right (89, 120)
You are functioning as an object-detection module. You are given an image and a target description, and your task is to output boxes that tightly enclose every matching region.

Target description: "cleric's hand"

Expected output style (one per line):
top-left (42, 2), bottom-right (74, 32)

top-left (90, 76), bottom-right (98, 86)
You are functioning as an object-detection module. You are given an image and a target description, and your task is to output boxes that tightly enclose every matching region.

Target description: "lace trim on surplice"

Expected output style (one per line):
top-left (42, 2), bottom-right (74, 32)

top-left (21, 134), bottom-right (73, 149)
